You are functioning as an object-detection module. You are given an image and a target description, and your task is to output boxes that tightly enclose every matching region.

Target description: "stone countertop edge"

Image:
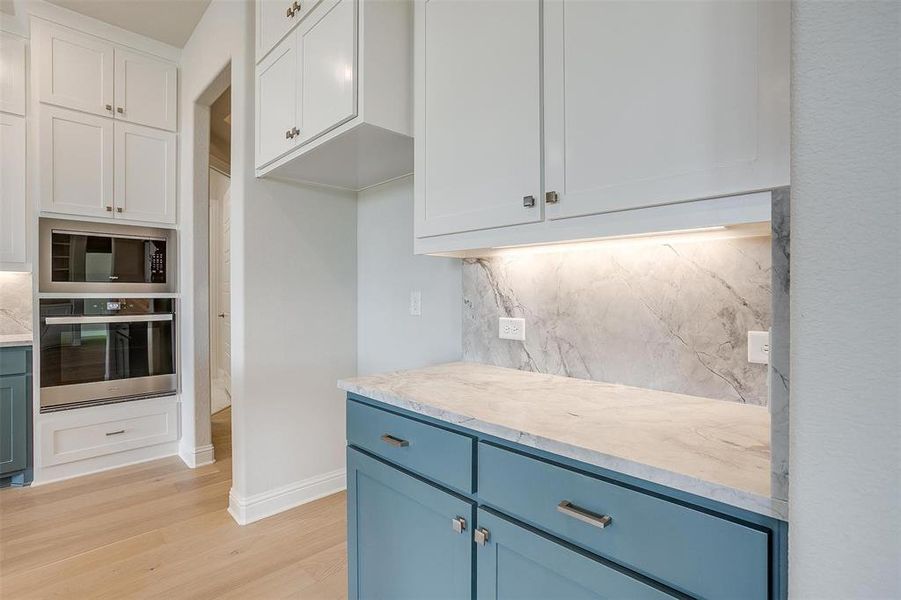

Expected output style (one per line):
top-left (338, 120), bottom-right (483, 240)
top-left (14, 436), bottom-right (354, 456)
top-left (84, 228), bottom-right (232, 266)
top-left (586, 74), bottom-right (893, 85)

top-left (0, 334), bottom-right (33, 348)
top-left (338, 368), bottom-right (789, 522)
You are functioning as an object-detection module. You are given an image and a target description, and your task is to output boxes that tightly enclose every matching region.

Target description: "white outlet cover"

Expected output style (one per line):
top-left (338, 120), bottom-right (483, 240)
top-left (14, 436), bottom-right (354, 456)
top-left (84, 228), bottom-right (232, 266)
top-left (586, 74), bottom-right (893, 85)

top-left (747, 330), bottom-right (770, 364)
top-left (409, 290), bottom-right (421, 316)
top-left (499, 317), bottom-right (526, 341)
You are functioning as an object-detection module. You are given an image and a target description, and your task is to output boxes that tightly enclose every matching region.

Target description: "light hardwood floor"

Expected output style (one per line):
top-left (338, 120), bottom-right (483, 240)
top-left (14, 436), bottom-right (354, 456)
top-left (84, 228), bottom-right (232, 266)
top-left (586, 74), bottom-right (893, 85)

top-left (0, 408), bottom-right (348, 599)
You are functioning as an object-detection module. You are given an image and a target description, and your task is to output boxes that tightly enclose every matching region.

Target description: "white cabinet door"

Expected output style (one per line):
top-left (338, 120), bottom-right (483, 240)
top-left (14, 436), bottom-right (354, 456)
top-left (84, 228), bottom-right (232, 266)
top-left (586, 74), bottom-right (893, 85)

top-left (114, 48), bottom-right (177, 131)
top-left (0, 32), bottom-right (27, 116)
top-left (255, 35), bottom-right (298, 167)
top-left (114, 122), bottom-right (176, 223)
top-left (414, 0), bottom-right (542, 238)
top-left (257, 0), bottom-right (319, 63)
top-left (35, 21), bottom-right (114, 118)
top-left (295, 0), bottom-right (357, 146)
top-left (40, 105), bottom-right (114, 217)
top-left (544, 0), bottom-right (790, 220)
top-left (0, 114), bottom-right (26, 265)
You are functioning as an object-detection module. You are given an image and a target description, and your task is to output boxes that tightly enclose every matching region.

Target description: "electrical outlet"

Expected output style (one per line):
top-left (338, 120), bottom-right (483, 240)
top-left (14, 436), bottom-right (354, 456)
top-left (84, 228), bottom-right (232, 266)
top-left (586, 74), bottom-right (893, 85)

top-left (748, 330), bottom-right (770, 364)
top-left (499, 317), bottom-right (526, 341)
top-left (409, 290), bottom-right (421, 316)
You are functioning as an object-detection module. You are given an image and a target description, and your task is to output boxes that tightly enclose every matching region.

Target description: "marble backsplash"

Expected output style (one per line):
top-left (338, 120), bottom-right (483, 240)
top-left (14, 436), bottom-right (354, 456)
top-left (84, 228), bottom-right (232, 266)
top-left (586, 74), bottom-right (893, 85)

top-left (0, 272), bottom-right (33, 335)
top-left (463, 235), bottom-right (773, 405)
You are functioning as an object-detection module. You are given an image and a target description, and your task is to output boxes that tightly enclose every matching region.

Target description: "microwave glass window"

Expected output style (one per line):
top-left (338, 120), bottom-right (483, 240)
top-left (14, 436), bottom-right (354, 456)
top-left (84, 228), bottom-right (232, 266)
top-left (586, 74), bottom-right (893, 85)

top-left (51, 232), bottom-right (167, 284)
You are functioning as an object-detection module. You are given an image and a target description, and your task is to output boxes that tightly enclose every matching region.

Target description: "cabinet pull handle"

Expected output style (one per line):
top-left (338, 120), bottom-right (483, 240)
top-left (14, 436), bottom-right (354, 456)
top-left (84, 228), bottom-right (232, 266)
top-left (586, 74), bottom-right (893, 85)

top-left (522, 195), bottom-right (536, 208)
top-left (291, 126), bottom-right (300, 137)
top-left (287, 1), bottom-right (299, 17)
top-left (380, 434), bottom-right (409, 448)
top-left (557, 500), bottom-right (612, 529)
top-left (106, 206), bottom-right (113, 211)
top-left (105, 429), bottom-right (126, 436)
top-left (105, 104), bottom-right (113, 111)
top-left (452, 517), bottom-right (467, 534)
top-left (546, 190), bottom-right (559, 204)
top-left (116, 207), bottom-right (123, 213)
top-left (117, 107), bottom-right (124, 114)
top-left (474, 527), bottom-right (489, 546)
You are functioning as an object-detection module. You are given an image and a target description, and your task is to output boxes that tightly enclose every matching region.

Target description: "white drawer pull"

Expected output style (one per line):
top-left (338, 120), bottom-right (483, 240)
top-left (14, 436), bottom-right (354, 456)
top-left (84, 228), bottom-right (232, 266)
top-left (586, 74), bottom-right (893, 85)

top-left (557, 500), bottom-right (612, 529)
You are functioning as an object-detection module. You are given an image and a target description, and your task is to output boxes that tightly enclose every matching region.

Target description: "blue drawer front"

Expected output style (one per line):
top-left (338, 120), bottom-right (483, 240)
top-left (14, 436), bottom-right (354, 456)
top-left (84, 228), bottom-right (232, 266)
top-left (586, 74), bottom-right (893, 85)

top-left (0, 347), bottom-right (29, 376)
top-left (347, 448), bottom-right (474, 600)
top-left (347, 399), bottom-right (475, 494)
top-left (478, 442), bottom-right (769, 600)
top-left (476, 509), bottom-right (674, 600)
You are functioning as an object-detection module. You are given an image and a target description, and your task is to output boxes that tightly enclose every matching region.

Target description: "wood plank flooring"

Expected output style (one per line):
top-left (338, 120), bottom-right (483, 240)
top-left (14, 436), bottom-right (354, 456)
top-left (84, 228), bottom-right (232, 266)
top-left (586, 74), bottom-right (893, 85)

top-left (0, 408), bottom-right (348, 599)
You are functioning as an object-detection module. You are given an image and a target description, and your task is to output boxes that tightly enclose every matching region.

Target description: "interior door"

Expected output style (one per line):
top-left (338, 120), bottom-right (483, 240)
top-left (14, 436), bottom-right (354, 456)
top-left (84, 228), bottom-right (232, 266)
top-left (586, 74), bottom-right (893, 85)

top-left (256, 35), bottom-right (298, 167)
top-left (414, 0), bottom-right (542, 238)
top-left (0, 114), bottom-right (26, 264)
top-left (114, 48), bottom-right (177, 131)
top-left (40, 105), bottom-right (114, 218)
top-left (114, 122), bottom-right (176, 224)
top-left (543, 0), bottom-right (790, 220)
top-left (294, 0), bottom-right (357, 146)
top-left (35, 20), bottom-right (114, 117)
top-left (347, 447), bottom-right (473, 600)
top-left (209, 169), bottom-right (232, 395)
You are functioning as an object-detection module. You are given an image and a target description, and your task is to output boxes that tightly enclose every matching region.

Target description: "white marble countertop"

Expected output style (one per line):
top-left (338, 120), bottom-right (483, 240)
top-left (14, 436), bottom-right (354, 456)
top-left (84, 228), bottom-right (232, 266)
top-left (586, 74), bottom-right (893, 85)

top-left (338, 362), bottom-right (787, 520)
top-left (0, 333), bottom-right (33, 348)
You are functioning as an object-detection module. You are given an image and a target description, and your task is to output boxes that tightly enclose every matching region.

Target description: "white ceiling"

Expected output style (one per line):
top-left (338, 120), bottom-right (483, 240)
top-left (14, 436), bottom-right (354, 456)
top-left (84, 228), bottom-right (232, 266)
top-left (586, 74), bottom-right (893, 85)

top-left (45, 0), bottom-right (212, 48)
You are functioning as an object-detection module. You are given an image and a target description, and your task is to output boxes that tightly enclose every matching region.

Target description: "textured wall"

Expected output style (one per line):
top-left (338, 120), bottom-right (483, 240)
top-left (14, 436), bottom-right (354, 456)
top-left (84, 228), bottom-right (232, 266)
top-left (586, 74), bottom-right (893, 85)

top-left (0, 272), bottom-right (32, 335)
top-left (463, 235), bottom-right (772, 404)
top-left (790, 1), bottom-right (901, 597)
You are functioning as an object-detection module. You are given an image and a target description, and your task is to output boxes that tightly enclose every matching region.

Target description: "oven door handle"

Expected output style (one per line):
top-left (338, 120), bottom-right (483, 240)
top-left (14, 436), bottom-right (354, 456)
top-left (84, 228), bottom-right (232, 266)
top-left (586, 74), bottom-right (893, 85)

top-left (44, 314), bottom-right (174, 325)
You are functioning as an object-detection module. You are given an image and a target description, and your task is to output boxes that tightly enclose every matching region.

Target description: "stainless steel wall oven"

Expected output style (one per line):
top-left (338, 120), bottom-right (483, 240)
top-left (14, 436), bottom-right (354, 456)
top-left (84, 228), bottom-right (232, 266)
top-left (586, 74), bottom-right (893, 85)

top-left (39, 298), bottom-right (177, 411)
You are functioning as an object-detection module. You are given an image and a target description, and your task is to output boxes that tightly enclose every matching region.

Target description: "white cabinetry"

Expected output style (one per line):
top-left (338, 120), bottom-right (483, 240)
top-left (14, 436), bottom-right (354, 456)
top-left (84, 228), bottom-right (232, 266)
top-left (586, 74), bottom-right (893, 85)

top-left (114, 48), bottom-right (177, 131)
top-left (257, 0), bottom-right (319, 63)
top-left (413, 0), bottom-right (542, 238)
top-left (0, 32), bottom-right (27, 116)
top-left (254, 0), bottom-right (412, 191)
top-left (0, 114), bottom-right (27, 266)
top-left (114, 121), bottom-right (177, 223)
top-left (414, 0), bottom-right (789, 254)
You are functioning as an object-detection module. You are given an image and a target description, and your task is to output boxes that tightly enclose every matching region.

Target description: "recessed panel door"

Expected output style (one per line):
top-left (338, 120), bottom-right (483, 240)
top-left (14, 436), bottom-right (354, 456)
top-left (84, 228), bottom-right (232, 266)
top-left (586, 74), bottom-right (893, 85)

top-left (114, 48), bottom-right (177, 131)
top-left (114, 122), bottom-right (176, 224)
top-left (256, 35), bottom-right (298, 167)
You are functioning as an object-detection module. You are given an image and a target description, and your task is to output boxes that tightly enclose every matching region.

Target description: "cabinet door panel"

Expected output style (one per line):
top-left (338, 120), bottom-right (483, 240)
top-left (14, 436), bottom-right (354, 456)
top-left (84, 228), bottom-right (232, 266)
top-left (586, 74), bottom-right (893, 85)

top-left (414, 0), bottom-right (542, 238)
top-left (0, 114), bottom-right (27, 265)
top-left (257, 0), bottom-right (316, 63)
top-left (0, 32), bottom-right (27, 116)
top-left (114, 122), bottom-right (176, 224)
top-left (347, 447), bottom-right (473, 600)
top-left (40, 106), bottom-right (114, 217)
top-left (114, 48), bottom-right (177, 131)
top-left (476, 510), bottom-right (674, 600)
top-left (35, 21), bottom-right (114, 117)
top-left (256, 36), bottom-right (298, 167)
top-left (296, 0), bottom-right (357, 146)
top-left (544, 0), bottom-right (789, 220)
top-left (0, 374), bottom-right (27, 476)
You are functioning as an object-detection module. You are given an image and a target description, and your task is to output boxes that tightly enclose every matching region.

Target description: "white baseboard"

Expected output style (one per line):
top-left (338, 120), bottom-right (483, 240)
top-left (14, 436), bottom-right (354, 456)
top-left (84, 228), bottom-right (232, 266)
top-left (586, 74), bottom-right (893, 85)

top-left (33, 441), bottom-right (179, 486)
top-left (228, 469), bottom-right (346, 525)
top-left (179, 443), bottom-right (216, 468)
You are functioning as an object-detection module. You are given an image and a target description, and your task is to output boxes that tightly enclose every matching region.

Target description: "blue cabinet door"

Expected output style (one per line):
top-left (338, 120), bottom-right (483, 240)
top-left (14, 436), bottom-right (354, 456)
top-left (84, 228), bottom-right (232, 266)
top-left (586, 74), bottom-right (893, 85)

top-left (476, 509), bottom-right (676, 600)
top-left (0, 374), bottom-right (27, 475)
top-left (347, 447), bottom-right (474, 600)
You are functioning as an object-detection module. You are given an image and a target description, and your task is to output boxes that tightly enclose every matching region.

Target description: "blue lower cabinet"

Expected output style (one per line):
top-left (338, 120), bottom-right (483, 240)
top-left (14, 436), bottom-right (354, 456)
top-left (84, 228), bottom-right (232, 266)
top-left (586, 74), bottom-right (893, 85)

top-left (475, 509), bottom-right (675, 600)
top-left (347, 447), bottom-right (474, 599)
top-left (0, 374), bottom-right (27, 475)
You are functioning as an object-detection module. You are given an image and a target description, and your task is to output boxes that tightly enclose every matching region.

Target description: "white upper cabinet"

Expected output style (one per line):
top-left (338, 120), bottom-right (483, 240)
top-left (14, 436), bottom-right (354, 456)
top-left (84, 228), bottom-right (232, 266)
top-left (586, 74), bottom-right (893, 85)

top-left (114, 122), bottom-right (176, 223)
top-left (35, 20), bottom-right (114, 118)
top-left (257, 0), bottom-right (319, 63)
top-left (295, 0), bottom-right (356, 145)
top-left (114, 48), bottom-right (177, 131)
top-left (0, 114), bottom-right (27, 266)
top-left (256, 36), bottom-right (298, 167)
top-left (0, 32), bottom-right (27, 116)
top-left (543, 0), bottom-right (789, 221)
top-left (35, 19), bottom-right (177, 131)
top-left (40, 105), bottom-right (115, 218)
top-left (413, 0), bottom-right (542, 238)
top-left (254, 0), bottom-right (413, 191)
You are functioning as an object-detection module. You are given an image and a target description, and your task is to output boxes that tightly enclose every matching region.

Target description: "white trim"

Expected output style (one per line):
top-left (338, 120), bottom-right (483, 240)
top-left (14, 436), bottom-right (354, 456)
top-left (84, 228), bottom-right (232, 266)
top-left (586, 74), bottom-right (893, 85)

top-left (32, 441), bottom-right (179, 486)
top-left (179, 443), bottom-right (216, 468)
top-left (227, 469), bottom-right (347, 525)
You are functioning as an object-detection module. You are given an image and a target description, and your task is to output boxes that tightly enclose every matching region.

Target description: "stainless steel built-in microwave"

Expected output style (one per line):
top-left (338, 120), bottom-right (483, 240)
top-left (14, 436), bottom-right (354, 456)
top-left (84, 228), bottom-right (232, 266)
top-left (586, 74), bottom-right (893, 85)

top-left (39, 219), bottom-right (175, 293)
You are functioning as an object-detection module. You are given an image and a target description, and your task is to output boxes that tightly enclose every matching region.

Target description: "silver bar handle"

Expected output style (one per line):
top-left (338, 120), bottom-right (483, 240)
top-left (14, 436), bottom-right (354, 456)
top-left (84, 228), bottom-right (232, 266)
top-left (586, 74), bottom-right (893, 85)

top-left (45, 314), bottom-right (174, 325)
top-left (105, 430), bottom-right (126, 436)
top-left (380, 434), bottom-right (409, 448)
top-left (557, 500), bottom-right (612, 529)
top-left (474, 528), bottom-right (489, 546)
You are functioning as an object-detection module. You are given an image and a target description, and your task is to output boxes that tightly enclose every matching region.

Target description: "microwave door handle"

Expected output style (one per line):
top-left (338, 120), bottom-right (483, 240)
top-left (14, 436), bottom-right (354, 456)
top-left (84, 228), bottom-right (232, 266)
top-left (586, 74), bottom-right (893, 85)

top-left (44, 314), bottom-right (174, 325)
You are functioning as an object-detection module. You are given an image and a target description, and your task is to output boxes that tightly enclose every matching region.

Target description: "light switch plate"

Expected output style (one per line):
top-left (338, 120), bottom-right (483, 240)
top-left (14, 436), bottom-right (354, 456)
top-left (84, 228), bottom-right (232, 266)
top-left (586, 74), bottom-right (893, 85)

top-left (748, 330), bottom-right (770, 364)
top-left (499, 317), bottom-right (525, 341)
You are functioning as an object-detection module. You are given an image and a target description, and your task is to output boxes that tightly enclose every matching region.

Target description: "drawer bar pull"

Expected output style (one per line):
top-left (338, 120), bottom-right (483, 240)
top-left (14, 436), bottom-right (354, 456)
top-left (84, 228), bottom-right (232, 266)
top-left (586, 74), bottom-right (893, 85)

top-left (105, 430), bottom-right (126, 436)
top-left (380, 434), bottom-right (409, 448)
top-left (557, 500), bottom-right (612, 529)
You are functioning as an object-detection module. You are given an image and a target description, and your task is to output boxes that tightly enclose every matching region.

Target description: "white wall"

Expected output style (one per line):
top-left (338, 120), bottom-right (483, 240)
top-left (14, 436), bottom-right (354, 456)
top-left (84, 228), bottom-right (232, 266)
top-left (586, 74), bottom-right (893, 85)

top-left (357, 176), bottom-right (462, 374)
top-left (790, 2), bottom-right (901, 597)
top-left (180, 0), bottom-right (356, 523)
